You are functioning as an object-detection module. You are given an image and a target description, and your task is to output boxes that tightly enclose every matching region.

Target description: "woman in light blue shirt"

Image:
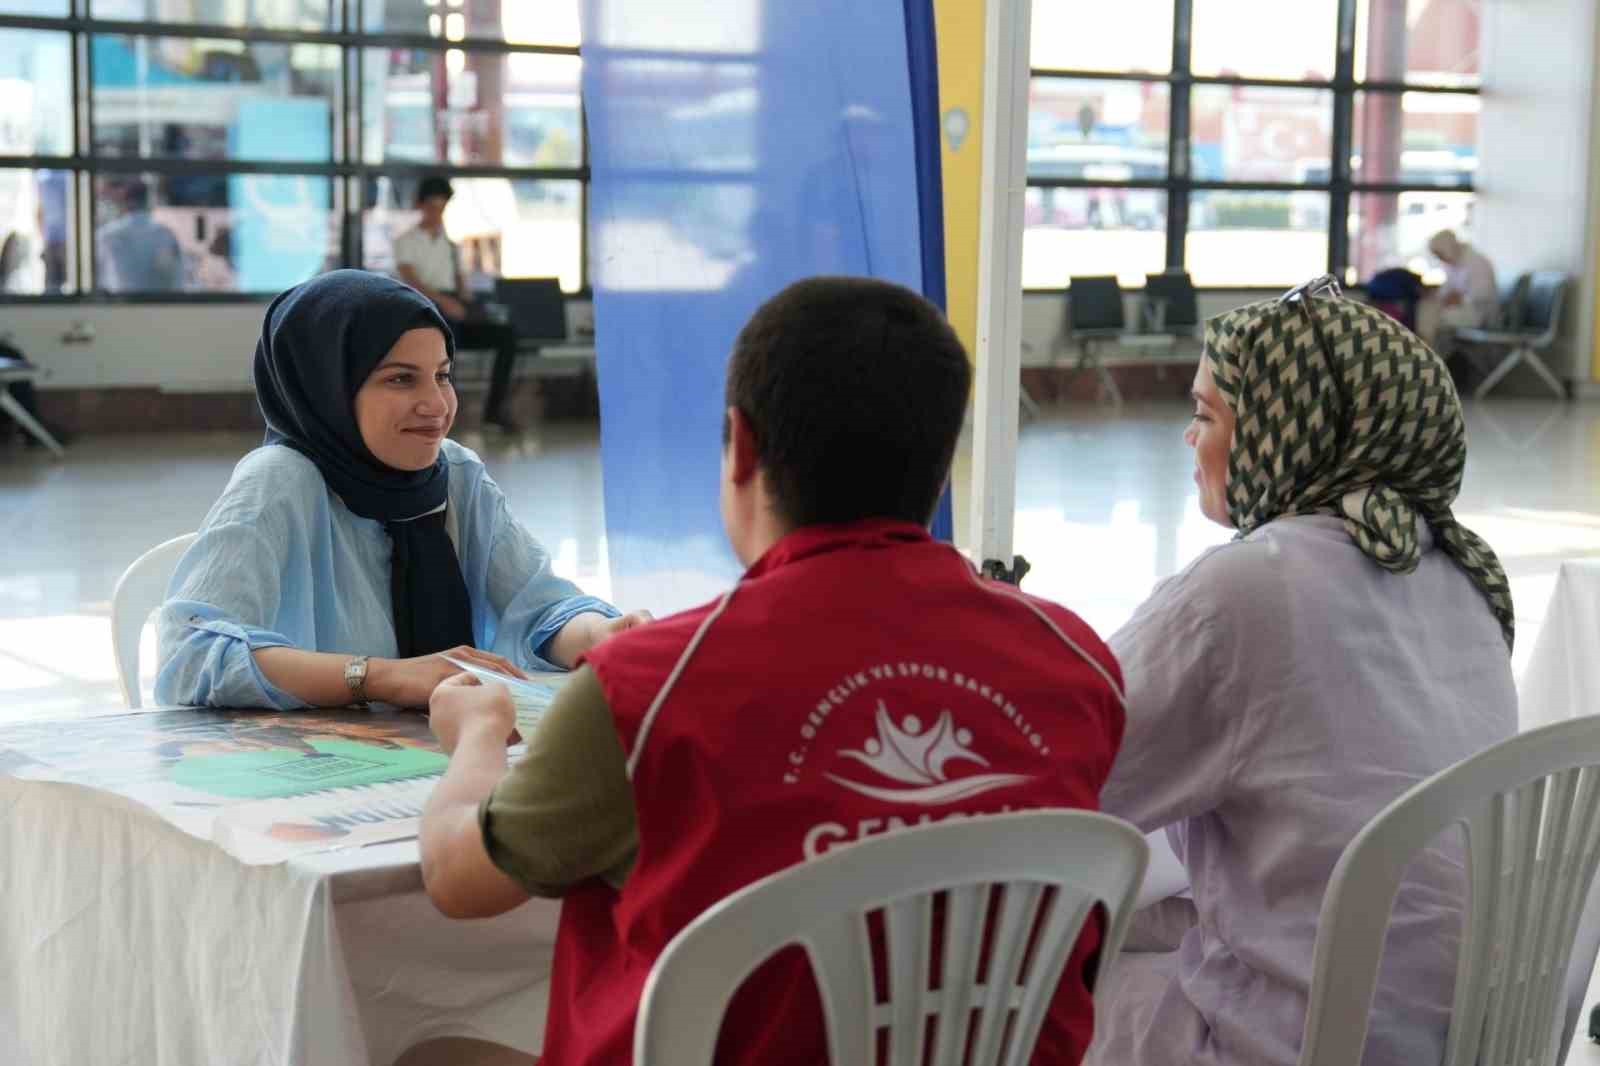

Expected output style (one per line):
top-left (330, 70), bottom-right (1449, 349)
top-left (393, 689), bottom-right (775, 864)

top-left (156, 270), bottom-right (641, 711)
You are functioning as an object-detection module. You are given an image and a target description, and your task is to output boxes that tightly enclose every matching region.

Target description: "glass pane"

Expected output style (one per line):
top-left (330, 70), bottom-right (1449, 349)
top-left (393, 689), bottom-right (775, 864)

top-left (90, 0), bottom-right (337, 32)
top-left (365, 0), bottom-right (581, 47)
top-left (363, 49), bottom-right (581, 168)
top-left (93, 173), bottom-right (336, 293)
top-left (1191, 85), bottom-right (1333, 183)
top-left (1352, 91), bottom-right (1477, 186)
top-left (1186, 190), bottom-right (1328, 288)
top-left (1028, 79), bottom-right (1169, 180)
top-left (0, 168), bottom-right (74, 294)
top-left (0, 1), bottom-right (67, 15)
top-left (0, 31), bottom-right (72, 157)
top-left (1349, 190), bottom-right (1475, 285)
top-left (362, 176), bottom-right (582, 292)
top-left (1356, 0), bottom-right (1480, 87)
top-left (1022, 187), bottom-right (1167, 289)
top-left (1031, 0), bottom-right (1172, 74)
top-left (1191, 0), bottom-right (1339, 80)
top-left (90, 37), bottom-right (340, 163)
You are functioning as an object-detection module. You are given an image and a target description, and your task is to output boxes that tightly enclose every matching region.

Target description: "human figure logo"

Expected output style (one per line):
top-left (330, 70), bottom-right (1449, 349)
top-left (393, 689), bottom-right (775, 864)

top-left (824, 701), bottom-right (1033, 805)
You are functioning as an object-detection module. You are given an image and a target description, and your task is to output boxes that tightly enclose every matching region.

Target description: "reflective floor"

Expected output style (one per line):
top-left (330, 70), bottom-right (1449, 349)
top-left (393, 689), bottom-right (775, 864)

top-left (3, 399), bottom-right (1598, 719)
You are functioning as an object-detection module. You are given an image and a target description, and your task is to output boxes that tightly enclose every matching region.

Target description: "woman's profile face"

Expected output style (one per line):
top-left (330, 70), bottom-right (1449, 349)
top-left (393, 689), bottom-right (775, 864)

top-left (1185, 355), bottom-right (1235, 528)
top-left (353, 327), bottom-right (457, 472)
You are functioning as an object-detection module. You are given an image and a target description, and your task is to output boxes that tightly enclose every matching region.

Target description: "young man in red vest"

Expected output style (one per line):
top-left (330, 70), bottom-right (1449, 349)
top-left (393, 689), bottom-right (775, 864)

top-left (419, 276), bottom-right (1126, 1064)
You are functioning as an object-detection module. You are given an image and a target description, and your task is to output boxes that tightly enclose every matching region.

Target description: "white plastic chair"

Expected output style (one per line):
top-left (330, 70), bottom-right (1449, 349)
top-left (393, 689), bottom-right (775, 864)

top-left (110, 532), bottom-right (197, 708)
top-left (634, 809), bottom-right (1149, 1066)
top-left (1299, 715), bottom-right (1600, 1066)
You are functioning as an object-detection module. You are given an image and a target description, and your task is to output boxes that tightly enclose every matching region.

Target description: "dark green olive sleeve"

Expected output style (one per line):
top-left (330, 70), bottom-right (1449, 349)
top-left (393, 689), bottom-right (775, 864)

top-left (477, 665), bottom-right (639, 896)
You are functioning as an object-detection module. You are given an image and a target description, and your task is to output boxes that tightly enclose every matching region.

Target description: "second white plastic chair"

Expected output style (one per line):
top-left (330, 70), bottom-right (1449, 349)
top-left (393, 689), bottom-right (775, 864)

top-left (634, 808), bottom-right (1149, 1066)
top-left (110, 532), bottom-right (197, 708)
top-left (1300, 714), bottom-right (1600, 1066)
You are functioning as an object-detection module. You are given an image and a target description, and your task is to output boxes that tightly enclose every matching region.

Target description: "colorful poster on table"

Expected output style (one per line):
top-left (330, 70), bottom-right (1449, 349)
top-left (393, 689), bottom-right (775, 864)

top-left (581, 0), bottom-right (951, 616)
top-left (0, 682), bottom-right (561, 865)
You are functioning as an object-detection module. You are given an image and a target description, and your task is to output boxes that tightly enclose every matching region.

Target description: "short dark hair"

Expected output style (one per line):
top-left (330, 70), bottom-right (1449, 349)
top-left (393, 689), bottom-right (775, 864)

top-left (725, 276), bottom-right (971, 528)
top-left (416, 176), bottom-right (454, 205)
top-left (124, 181), bottom-right (151, 211)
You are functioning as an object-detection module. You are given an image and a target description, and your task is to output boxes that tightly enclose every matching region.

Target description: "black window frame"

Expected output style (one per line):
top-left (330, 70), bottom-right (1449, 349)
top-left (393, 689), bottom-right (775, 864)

top-left (1024, 0), bottom-right (1481, 292)
top-left (0, 0), bottom-right (587, 303)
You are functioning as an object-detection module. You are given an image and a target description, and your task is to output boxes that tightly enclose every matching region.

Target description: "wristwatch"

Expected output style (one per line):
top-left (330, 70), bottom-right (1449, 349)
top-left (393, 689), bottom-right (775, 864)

top-left (344, 655), bottom-right (371, 706)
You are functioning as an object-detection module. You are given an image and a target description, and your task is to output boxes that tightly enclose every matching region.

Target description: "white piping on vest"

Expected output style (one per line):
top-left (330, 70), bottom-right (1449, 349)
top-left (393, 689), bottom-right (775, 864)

top-left (957, 550), bottom-right (1128, 710)
top-left (625, 587), bottom-right (738, 778)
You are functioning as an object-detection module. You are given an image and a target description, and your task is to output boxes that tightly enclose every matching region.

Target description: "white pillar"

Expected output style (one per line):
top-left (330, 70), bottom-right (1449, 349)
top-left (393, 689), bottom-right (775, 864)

top-left (969, 0), bottom-right (1033, 571)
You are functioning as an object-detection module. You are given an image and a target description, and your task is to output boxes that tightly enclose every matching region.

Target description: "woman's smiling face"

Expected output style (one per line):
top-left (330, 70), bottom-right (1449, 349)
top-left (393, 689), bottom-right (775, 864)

top-left (353, 327), bottom-right (457, 471)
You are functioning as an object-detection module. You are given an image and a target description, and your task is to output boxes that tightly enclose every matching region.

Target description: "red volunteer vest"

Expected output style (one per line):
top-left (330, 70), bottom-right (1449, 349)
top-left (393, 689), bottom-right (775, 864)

top-left (543, 520), bottom-right (1125, 1065)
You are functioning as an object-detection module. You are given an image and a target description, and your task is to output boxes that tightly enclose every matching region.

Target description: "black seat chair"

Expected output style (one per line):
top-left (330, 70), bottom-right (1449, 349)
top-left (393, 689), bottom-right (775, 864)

top-left (1140, 270), bottom-right (1199, 337)
top-left (1059, 275), bottom-right (1129, 406)
top-left (493, 277), bottom-right (568, 350)
top-left (1457, 271), bottom-right (1568, 400)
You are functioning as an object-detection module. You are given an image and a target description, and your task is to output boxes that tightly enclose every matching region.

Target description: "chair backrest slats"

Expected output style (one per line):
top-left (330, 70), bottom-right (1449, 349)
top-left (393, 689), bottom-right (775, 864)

top-left (1302, 717), bottom-right (1600, 1066)
top-left (634, 810), bottom-right (1149, 1066)
top-left (886, 892), bottom-right (933, 1066)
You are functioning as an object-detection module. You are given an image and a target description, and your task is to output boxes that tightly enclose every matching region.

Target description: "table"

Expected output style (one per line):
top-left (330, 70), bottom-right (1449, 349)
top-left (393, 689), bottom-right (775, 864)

top-left (1519, 558), bottom-right (1600, 730)
top-left (0, 706), bottom-right (560, 1066)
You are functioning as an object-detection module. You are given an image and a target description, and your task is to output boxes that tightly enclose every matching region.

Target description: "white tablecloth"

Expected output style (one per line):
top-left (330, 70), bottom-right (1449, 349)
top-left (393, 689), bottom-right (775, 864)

top-left (1, 769), bottom-right (559, 1066)
top-left (1519, 559), bottom-right (1600, 730)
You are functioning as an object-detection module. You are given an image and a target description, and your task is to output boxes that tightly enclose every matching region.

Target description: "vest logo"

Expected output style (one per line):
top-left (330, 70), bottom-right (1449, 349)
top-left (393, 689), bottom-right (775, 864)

top-left (824, 701), bottom-right (1033, 806)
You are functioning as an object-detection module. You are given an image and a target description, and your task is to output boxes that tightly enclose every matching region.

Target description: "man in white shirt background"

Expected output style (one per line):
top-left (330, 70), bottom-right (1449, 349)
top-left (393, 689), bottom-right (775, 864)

top-left (394, 177), bottom-right (523, 430)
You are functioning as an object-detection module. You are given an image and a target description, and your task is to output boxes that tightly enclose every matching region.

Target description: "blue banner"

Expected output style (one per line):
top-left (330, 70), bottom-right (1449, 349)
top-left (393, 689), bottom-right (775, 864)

top-left (583, 0), bottom-right (946, 612)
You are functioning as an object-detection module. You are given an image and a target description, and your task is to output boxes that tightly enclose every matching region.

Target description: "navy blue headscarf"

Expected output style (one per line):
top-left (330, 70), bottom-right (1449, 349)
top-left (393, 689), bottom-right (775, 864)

top-left (254, 269), bottom-right (474, 659)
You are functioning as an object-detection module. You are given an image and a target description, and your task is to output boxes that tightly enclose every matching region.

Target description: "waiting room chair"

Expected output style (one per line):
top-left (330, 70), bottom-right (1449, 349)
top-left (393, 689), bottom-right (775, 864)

top-left (1058, 275), bottom-right (1128, 406)
top-left (0, 354), bottom-right (64, 457)
top-left (493, 277), bottom-right (568, 351)
top-left (1140, 270), bottom-right (1199, 338)
top-left (111, 532), bottom-right (198, 708)
top-left (1457, 271), bottom-right (1569, 401)
top-left (1297, 715), bottom-right (1600, 1066)
top-left (634, 810), bottom-right (1149, 1066)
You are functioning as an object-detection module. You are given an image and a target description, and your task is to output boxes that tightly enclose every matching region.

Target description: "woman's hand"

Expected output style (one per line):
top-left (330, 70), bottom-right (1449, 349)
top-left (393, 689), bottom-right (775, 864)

top-left (428, 673), bottom-right (519, 754)
top-left (367, 645), bottom-right (527, 709)
top-left (595, 611), bottom-right (653, 644)
top-left (548, 610), bottom-right (653, 668)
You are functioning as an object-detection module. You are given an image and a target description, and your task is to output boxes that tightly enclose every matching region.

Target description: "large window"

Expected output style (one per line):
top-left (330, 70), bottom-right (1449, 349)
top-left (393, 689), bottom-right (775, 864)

top-left (1027, 0), bottom-right (1482, 290)
top-left (0, 0), bottom-right (584, 298)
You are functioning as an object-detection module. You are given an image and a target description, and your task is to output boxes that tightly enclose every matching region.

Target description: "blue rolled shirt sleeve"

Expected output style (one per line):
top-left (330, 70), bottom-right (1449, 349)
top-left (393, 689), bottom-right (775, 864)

top-left (483, 499), bottom-right (619, 671)
top-left (154, 602), bottom-right (307, 710)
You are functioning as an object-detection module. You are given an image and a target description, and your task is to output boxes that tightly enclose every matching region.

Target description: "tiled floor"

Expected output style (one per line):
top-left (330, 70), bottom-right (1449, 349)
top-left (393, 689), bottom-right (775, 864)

top-left (3, 399), bottom-right (1599, 716)
top-left (6, 398), bottom-right (1600, 1056)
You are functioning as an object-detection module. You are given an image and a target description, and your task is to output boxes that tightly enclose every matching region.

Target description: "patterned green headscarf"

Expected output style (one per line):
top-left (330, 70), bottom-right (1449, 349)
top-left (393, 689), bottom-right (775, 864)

top-left (1204, 283), bottom-right (1515, 649)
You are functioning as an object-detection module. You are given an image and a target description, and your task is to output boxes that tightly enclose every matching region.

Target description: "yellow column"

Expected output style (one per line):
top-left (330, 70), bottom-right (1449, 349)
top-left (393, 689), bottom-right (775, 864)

top-left (934, 0), bottom-right (986, 363)
top-left (1592, 270), bottom-right (1600, 380)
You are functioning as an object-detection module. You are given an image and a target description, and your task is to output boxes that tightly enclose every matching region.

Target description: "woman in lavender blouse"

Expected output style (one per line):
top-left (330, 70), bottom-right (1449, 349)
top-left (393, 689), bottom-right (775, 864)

top-left (1088, 279), bottom-right (1517, 1066)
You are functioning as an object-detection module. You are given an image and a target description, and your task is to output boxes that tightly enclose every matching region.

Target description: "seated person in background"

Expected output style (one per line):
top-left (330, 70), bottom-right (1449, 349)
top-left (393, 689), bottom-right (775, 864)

top-left (156, 270), bottom-right (644, 711)
top-left (1429, 228), bottom-right (1499, 330)
top-left (96, 180), bottom-right (183, 294)
top-left (393, 176), bottom-right (522, 430)
top-left (1087, 277), bottom-right (1517, 1066)
top-left (418, 277), bottom-right (1127, 1065)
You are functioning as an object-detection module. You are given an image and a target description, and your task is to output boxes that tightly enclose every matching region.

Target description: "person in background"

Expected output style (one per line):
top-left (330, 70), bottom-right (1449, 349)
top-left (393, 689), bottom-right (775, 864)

top-left (37, 169), bottom-right (68, 294)
top-left (1088, 277), bottom-right (1516, 1066)
top-left (417, 277), bottom-right (1127, 1065)
top-left (156, 270), bottom-right (645, 711)
top-left (393, 176), bottom-right (523, 431)
top-left (1430, 228), bottom-right (1498, 329)
top-left (96, 181), bottom-right (183, 294)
